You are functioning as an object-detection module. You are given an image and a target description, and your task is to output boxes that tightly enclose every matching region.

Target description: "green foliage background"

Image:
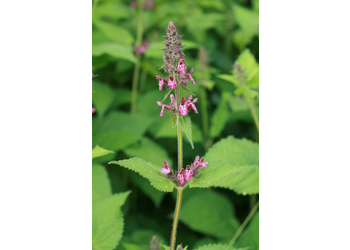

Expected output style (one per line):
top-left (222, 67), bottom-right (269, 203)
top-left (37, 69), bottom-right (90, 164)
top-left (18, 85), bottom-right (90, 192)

top-left (92, 0), bottom-right (259, 249)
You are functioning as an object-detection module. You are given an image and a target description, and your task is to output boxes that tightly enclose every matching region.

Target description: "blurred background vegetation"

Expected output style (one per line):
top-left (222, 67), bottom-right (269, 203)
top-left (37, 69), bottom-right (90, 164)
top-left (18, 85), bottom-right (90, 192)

top-left (92, 0), bottom-right (259, 249)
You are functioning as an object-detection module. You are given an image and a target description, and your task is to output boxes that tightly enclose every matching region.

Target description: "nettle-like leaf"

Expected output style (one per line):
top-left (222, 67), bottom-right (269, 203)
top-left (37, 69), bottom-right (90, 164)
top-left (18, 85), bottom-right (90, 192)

top-left (92, 145), bottom-right (114, 159)
top-left (109, 158), bottom-right (175, 192)
top-left (179, 116), bottom-right (194, 149)
top-left (92, 191), bottom-right (131, 250)
top-left (92, 164), bottom-right (112, 203)
top-left (190, 136), bottom-right (259, 194)
top-left (179, 191), bottom-right (240, 239)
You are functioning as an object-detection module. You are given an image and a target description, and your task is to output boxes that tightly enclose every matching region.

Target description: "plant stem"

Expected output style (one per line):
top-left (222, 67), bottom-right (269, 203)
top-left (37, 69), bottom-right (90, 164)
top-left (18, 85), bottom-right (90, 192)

top-left (244, 94), bottom-right (259, 132)
top-left (170, 187), bottom-right (183, 250)
top-left (92, 0), bottom-right (99, 14)
top-left (175, 85), bottom-right (183, 172)
top-left (130, 2), bottom-right (144, 113)
top-left (229, 200), bottom-right (259, 247)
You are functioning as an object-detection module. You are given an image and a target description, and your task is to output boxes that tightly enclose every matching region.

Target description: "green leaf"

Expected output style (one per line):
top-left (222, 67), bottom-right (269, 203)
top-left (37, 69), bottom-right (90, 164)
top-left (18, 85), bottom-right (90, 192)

top-left (179, 116), bottom-right (194, 149)
top-left (170, 113), bottom-right (177, 128)
top-left (179, 191), bottom-right (240, 239)
top-left (92, 164), bottom-right (112, 203)
top-left (190, 136), bottom-right (259, 194)
top-left (151, 118), bottom-right (203, 143)
top-left (92, 131), bottom-right (140, 153)
top-left (180, 84), bottom-right (196, 96)
top-left (92, 145), bottom-right (114, 159)
top-left (235, 212), bottom-right (259, 249)
top-left (93, 20), bottom-right (134, 46)
top-left (122, 243), bottom-right (145, 250)
top-left (124, 137), bottom-right (173, 168)
top-left (216, 74), bottom-right (239, 87)
top-left (92, 2), bottom-right (130, 21)
top-left (233, 4), bottom-right (259, 35)
top-left (228, 96), bottom-right (250, 112)
top-left (210, 92), bottom-right (230, 138)
top-left (92, 80), bottom-right (116, 117)
top-left (92, 43), bottom-right (137, 63)
top-left (162, 88), bottom-right (173, 103)
top-left (235, 49), bottom-right (259, 88)
top-left (97, 111), bottom-right (155, 137)
top-left (92, 191), bottom-right (131, 250)
top-left (109, 158), bottom-right (175, 192)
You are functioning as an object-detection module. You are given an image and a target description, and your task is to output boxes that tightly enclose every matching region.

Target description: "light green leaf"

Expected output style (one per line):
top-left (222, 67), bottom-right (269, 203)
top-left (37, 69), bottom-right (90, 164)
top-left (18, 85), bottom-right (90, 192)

top-left (92, 2), bottom-right (130, 21)
top-left (235, 49), bottom-right (259, 88)
top-left (179, 116), bottom-right (194, 149)
top-left (170, 113), bottom-right (177, 128)
top-left (93, 20), bottom-right (134, 46)
top-left (92, 191), bottom-right (131, 250)
top-left (210, 92), bottom-right (230, 138)
top-left (92, 145), bottom-right (114, 159)
top-left (228, 96), bottom-right (250, 113)
top-left (92, 164), bottom-right (112, 203)
top-left (179, 191), bottom-right (240, 239)
top-left (233, 5), bottom-right (259, 35)
top-left (190, 136), bottom-right (259, 194)
top-left (235, 212), bottom-right (259, 249)
top-left (216, 74), bottom-right (239, 87)
top-left (92, 43), bottom-right (137, 63)
top-left (92, 80), bottom-right (116, 117)
top-left (109, 158), bottom-right (175, 192)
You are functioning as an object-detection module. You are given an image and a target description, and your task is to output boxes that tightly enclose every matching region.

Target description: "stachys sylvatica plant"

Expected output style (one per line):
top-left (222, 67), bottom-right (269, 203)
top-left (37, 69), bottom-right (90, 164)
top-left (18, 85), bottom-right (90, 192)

top-left (109, 21), bottom-right (259, 250)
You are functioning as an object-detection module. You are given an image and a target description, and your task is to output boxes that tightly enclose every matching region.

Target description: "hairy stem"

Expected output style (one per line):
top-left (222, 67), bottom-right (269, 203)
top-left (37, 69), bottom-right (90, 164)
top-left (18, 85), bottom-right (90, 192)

top-left (130, 2), bottom-right (143, 113)
top-left (170, 188), bottom-right (183, 250)
top-left (229, 200), bottom-right (259, 247)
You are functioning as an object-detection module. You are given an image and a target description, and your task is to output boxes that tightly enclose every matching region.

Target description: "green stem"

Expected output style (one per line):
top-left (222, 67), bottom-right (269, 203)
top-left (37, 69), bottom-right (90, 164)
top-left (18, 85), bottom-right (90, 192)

top-left (170, 188), bottom-right (183, 250)
top-left (130, 2), bottom-right (144, 113)
top-left (176, 85), bottom-right (183, 171)
top-left (92, 0), bottom-right (99, 14)
top-left (245, 94), bottom-right (259, 132)
top-left (229, 200), bottom-right (259, 247)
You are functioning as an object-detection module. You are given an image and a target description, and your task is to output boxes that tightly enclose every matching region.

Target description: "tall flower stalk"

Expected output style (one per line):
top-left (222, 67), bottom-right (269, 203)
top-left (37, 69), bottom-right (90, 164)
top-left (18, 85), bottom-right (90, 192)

top-left (156, 21), bottom-right (208, 250)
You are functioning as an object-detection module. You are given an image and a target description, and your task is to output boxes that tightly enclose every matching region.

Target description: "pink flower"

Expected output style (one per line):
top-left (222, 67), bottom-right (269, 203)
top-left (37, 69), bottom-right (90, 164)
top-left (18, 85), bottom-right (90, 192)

top-left (177, 168), bottom-right (185, 185)
top-left (158, 79), bottom-right (164, 91)
top-left (160, 161), bottom-right (171, 174)
top-left (185, 68), bottom-right (196, 85)
top-left (168, 75), bottom-right (177, 89)
top-left (177, 59), bottom-right (187, 75)
top-left (144, 0), bottom-right (153, 9)
top-left (157, 102), bottom-right (171, 117)
top-left (179, 96), bottom-right (188, 116)
top-left (134, 41), bottom-right (149, 55)
top-left (92, 108), bottom-right (96, 114)
top-left (184, 165), bottom-right (193, 181)
top-left (155, 75), bottom-right (168, 91)
top-left (193, 156), bottom-right (208, 171)
top-left (185, 95), bottom-right (198, 114)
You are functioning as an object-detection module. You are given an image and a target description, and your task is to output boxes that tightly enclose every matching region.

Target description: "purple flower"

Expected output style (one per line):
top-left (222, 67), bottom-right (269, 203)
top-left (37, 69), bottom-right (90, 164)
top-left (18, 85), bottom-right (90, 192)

top-left (184, 165), bottom-right (193, 181)
top-left (168, 75), bottom-right (177, 89)
top-left (177, 168), bottom-right (185, 185)
top-left (160, 161), bottom-right (171, 174)
top-left (134, 41), bottom-right (149, 55)
top-left (177, 59), bottom-right (187, 75)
